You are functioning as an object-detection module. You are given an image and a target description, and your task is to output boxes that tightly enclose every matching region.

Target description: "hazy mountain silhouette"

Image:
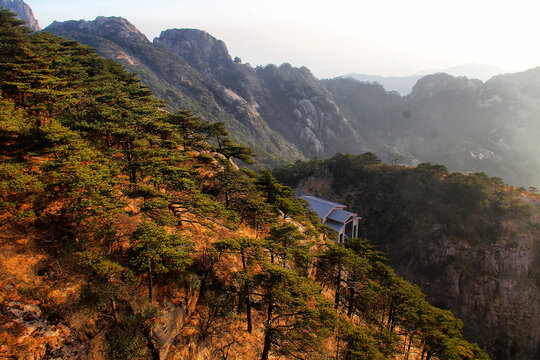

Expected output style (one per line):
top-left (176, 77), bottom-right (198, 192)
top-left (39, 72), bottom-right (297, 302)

top-left (345, 63), bottom-right (504, 95)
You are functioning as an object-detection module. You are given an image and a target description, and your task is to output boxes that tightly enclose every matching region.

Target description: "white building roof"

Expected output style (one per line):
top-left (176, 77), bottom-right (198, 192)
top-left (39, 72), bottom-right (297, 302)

top-left (300, 195), bottom-right (345, 219)
top-left (327, 209), bottom-right (357, 223)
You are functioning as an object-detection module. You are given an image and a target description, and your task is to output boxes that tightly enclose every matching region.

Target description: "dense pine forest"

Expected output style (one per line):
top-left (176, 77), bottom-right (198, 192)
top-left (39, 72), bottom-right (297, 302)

top-left (0, 10), bottom-right (490, 359)
top-left (273, 153), bottom-right (540, 359)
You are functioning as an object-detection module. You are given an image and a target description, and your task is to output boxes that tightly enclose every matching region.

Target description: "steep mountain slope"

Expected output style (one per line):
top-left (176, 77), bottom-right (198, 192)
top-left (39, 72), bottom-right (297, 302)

top-left (47, 20), bottom-right (370, 161)
top-left (0, 0), bottom-right (39, 31)
top-left (46, 17), bottom-right (303, 166)
top-left (155, 28), bottom-right (369, 158)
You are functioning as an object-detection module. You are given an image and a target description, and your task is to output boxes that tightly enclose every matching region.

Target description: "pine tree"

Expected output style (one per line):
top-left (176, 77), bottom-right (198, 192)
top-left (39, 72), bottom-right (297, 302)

top-left (256, 264), bottom-right (336, 360)
top-left (257, 170), bottom-right (304, 218)
top-left (264, 223), bottom-right (308, 268)
top-left (214, 236), bottom-right (262, 333)
top-left (129, 220), bottom-right (192, 301)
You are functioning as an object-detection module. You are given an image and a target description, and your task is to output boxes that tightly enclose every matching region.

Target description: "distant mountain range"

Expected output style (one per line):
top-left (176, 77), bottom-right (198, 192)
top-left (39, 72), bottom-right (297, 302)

top-left (4, 2), bottom-right (540, 190)
top-left (345, 63), bottom-right (505, 95)
top-left (45, 16), bottom-right (540, 188)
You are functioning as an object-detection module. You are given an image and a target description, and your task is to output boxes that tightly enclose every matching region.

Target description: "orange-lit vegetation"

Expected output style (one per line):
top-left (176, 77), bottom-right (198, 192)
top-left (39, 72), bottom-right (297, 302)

top-left (0, 10), bottom-right (488, 359)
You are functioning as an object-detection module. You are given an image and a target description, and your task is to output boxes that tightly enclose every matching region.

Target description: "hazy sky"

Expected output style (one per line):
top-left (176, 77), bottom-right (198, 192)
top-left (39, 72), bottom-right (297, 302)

top-left (24, 0), bottom-right (540, 78)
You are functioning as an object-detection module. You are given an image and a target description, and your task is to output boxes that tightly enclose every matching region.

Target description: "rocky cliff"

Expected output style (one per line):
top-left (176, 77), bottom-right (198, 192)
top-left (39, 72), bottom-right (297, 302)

top-left (155, 29), bottom-right (366, 158)
top-left (48, 20), bottom-right (371, 161)
top-left (0, 0), bottom-right (39, 31)
top-left (47, 16), bottom-right (148, 43)
top-left (379, 205), bottom-right (540, 360)
top-left (154, 28), bottom-right (235, 78)
top-left (411, 230), bottom-right (540, 359)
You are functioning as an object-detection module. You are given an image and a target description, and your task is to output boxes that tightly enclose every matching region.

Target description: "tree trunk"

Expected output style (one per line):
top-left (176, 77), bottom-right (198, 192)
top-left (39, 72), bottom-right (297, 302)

top-left (110, 296), bottom-right (119, 324)
top-left (347, 284), bottom-right (355, 318)
top-left (405, 334), bottom-right (414, 360)
top-left (334, 264), bottom-right (342, 309)
top-left (131, 167), bottom-right (137, 184)
top-left (261, 329), bottom-right (272, 360)
top-left (260, 302), bottom-right (274, 360)
top-left (246, 294), bottom-right (252, 333)
top-left (147, 258), bottom-right (153, 302)
top-left (387, 302), bottom-right (395, 329)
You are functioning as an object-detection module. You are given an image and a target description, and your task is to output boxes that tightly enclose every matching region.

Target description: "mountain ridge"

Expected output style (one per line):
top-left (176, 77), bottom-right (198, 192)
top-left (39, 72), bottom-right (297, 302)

top-left (345, 63), bottom-right (505, 95)
top-left (46, 16), bottom-right (305, 167)
top-left (46, 16), bottom-right (540, 189)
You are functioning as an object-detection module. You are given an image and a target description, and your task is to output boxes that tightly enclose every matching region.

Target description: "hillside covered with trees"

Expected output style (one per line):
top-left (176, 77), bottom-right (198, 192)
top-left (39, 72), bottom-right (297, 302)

top-left (274, 153), bottom-right (540, 360)
top-left (0, 11), bottom-right (489, 360)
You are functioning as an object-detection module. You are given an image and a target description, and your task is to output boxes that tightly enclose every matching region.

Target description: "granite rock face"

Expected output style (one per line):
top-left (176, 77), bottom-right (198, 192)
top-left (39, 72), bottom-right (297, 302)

top-left (155, 29), bottom-right (234, 78)
top-left (0, 0), bottom-right (40, 31)
top-left (407, 232), bottom-right (540, 359)
top-left (155, 29), bottom-right (365, 158)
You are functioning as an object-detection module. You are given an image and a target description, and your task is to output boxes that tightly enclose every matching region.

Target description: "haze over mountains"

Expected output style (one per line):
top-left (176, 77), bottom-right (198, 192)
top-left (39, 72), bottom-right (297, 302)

top-left (345, 63), bottom-right (505, 95)
top-left (3, 0), bottom-right (538, 189)
top-left (42, 15), bottom-right (540, 189)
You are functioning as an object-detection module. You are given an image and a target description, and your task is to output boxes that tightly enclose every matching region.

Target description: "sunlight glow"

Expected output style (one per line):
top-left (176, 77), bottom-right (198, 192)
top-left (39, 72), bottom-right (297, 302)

top-left (25, 0), bottom-right (540, 78)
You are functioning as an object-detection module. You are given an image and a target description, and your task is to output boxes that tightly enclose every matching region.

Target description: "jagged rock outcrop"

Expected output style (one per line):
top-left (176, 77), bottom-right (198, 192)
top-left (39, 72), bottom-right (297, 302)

top-left (150, 290), bottom-right (199, 360)
top-left (0, 0), bottom-right (40, 31)
top-left (155, 30), bottom-right (365, 158)
top-left (154, 29), bottom-right (234, 78)
top-left (47, 16), bottom-right (148, 43)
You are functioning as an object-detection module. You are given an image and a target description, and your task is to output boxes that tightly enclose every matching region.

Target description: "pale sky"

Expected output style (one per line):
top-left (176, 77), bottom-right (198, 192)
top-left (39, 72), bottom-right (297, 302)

top-left (24, 0), bottom-right (540, 78)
